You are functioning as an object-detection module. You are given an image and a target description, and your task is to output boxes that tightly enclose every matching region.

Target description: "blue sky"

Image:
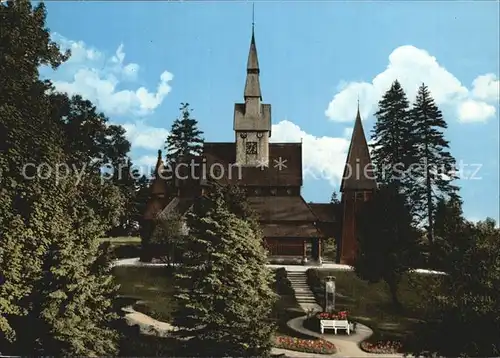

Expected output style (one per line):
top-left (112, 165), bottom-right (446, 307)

top-left (42, 1), bottom-right (499, 223)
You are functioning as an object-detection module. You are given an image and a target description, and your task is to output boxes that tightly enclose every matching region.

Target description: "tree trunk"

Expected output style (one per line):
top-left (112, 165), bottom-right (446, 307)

top-left (425, 144), bottom-right (434, 245)
top-left (386, 275), bottom-right (402, 309)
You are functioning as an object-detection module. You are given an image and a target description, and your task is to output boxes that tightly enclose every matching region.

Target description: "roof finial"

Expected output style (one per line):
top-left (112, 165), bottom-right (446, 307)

top-left (252, 2), bottom-right (255, 30)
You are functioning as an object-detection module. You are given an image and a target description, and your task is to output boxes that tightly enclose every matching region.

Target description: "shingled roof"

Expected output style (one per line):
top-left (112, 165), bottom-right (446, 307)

top-left (308, 203), bottom-right (336, 223)
top-left (244, 27), bottom-right (261, 99)
top-left (340, 108), bottom-right (377, 192)
top-left (247, 196), bottom-right (317, 222)
top-left (203, 142), bottom-right (303, 187)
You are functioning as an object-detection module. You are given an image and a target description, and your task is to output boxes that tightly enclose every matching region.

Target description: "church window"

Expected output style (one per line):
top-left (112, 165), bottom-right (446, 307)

top-left (246, 142), bottom-right (257, 154)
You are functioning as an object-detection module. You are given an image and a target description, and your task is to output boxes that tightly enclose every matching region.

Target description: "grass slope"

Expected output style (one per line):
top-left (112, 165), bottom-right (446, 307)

top-left (307, 269), bottom-right (444, 351)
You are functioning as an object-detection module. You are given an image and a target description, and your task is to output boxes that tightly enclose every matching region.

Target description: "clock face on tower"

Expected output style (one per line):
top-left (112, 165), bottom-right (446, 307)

top-left (246, 141), bottom-right (257, 155)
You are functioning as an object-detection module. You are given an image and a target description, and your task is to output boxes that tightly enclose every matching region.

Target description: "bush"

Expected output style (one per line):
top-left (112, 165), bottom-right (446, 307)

top-left (306, 269), bottom-right (324, 303)
top-left (274, 268), bottom-right (294, 296)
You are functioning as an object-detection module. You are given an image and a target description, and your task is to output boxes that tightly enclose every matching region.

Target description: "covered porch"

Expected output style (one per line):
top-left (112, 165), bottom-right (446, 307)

top-left (264, 237), bottom-right (323, 265)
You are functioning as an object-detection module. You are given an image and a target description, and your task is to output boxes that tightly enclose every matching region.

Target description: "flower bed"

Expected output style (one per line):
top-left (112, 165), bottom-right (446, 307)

top-left (360, 340), bottom-right (403, 354)
top-left (316, 310), bottom-right (348, 320)
top-left (274, 335), bottom-right (336, 354)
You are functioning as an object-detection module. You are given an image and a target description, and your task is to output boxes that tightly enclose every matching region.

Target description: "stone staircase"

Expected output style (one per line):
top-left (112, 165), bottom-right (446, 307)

top-left (286, 271), bottom-right (322, 313)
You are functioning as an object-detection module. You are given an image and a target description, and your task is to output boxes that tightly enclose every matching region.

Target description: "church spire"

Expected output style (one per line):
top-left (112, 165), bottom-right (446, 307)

top-left (244, 10), bottom-right (261, 99)
top-left (340, 105), bottom-right (377, 192)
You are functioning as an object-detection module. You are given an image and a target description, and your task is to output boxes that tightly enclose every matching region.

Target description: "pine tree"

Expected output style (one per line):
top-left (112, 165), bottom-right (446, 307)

top-left (165, 103), bottom-right (204, 164)
top-left (330, 190), bottom-right (340, 204)
top-left (354, 186), bottom-right (419, 307)
top-left (370, 80), bottom-right (415, 197)
top-left (409, 83), bottom-right (459, 244)
top-left (172, 184), bottom-right (276, 357)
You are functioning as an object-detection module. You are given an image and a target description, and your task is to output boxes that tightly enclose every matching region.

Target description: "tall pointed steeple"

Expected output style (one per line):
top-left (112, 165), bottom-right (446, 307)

top-left (340, 105), bottom-right (377, 192)
top-left (233, 11), bottom-right (272, 166)
top-left (244, 24), bottom-right (262, 99)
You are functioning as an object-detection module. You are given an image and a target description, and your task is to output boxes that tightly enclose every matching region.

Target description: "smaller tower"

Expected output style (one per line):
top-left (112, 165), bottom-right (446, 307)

top-left (233, 23), bottom-right (272, 166)
top-left (144, 150), bottom-right (169, 220)
top-left (339, 106), bottom-right (377, 265)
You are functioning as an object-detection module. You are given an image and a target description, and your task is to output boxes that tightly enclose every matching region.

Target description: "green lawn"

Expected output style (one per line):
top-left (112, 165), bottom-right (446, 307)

top-left (306, 269), bottom-right (444, 350)
top-left (113, 266), bottom-right (176, 322)
top-left (100, 236), bottom-right (141, 244)
top-left (112, 265), bottom-right (310, 335)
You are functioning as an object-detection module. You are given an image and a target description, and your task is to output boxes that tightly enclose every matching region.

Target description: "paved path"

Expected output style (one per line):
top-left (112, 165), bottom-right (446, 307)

top-left (123, 305), bottom-right (175, 336)
top-left (286, 315), bottom-right (402, 357)
top-left (112, 257), bottom-right (445, 275)
top-left (282, 269), bottom-right (403, 357)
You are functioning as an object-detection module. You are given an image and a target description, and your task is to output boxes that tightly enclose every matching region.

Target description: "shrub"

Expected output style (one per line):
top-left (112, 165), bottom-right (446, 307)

top-left (274, 268), bottom-right (294, 296)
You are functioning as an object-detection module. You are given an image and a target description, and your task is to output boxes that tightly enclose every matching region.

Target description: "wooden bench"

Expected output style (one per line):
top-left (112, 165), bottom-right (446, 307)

top-left (320, 319), bottom-right (350, 335)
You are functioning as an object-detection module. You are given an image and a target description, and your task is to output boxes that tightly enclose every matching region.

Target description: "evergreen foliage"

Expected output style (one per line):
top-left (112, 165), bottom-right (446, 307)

top-left (429, 196), bottom-right (465, 270)
top-left (408, 83), bottom-right (460, 243)
top-left (370, 80), bottom-right (415, 204)
top-left (165, 103), bottom-right (204, 164)
top-left (354, 186), bottom-right (419, 306)
top-left (151, 210), bottom-right (184, 266)
top-left (171, 184), bottom-right (276, 357)
top-left (411, 219), bottom-right (500, 357)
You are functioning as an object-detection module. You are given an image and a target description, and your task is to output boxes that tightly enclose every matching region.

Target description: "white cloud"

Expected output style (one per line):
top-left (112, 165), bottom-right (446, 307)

top-left (471, 73), bottom-right (500, 102)
top-left (271, 120), bottom-right (350, 186)
top-left (343, 127), bottom-right (353, 138)
top-left (325, 45), bottom-right (498, 124)
top-left (133, 155), bottom-right (159, 177)
top-left (121, 121), bottom-right (169, 151)
top-left (457, 100), bottom-right (496, 123)
top-left (46, 33), bottom-right (173, 117)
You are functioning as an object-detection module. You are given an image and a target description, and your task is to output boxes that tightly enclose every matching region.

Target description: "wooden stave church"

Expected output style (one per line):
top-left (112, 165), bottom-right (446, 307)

top-left (141, 27), bottom-right (376, 265)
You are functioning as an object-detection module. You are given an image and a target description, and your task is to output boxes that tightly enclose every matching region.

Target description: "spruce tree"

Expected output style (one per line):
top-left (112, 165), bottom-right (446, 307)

top-left (370, 80), bottom-right (415, 196)
top-left (354, 186), bottom-right (419, 307)
top-left (172, 184), bottom-right (276, 357)
top-left (409, 83), bottom-right (459, 244)
top-left (165, 103), bottom-right (204, 164)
